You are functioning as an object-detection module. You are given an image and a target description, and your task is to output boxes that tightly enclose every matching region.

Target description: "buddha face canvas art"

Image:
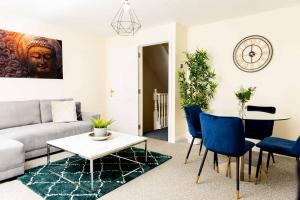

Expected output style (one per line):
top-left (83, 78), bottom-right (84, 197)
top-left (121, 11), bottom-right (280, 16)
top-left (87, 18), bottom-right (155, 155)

top-left (0, 29), bottom-right (63, 79)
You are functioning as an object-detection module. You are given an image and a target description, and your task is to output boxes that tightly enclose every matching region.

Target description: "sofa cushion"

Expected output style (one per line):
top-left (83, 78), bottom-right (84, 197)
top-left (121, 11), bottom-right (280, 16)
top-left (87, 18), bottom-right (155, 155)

top-left (0, 100), bottom-right (41, 130)
top-left (0, 121), bottom-right (92, 152)
top-left (39, 98), bottom-right (73, 123)
top-left (0, 137), bottom-right (24, 172)
top-left (51, 101), bottom-right (77, 123)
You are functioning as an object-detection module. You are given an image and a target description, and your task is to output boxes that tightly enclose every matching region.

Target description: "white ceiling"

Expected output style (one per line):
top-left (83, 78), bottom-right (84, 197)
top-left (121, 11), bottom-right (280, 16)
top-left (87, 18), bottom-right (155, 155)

top-left (1, 0), bottom-right (300, 36)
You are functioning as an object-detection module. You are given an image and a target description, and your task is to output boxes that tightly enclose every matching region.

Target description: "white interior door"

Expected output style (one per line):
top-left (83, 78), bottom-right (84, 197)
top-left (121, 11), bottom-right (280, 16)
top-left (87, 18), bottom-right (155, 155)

top-left (107, 47), bottom-right (139, 135)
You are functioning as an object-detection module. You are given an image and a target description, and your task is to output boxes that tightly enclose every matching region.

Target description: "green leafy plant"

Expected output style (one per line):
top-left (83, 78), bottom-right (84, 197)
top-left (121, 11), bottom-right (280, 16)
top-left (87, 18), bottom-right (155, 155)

top-left (235, 86), bottom-right (256, 117)
top-left (91, 117), bottom-right (113, 128)
top-left (235, 86), bottom-right (256, 104)
top-left (178, 49), bottom-right (217, 110)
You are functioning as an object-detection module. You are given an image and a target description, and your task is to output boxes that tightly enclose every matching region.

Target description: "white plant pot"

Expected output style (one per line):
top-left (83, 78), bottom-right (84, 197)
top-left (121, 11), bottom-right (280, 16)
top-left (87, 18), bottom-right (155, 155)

top-left (94, 128), bottom-right (107, 137)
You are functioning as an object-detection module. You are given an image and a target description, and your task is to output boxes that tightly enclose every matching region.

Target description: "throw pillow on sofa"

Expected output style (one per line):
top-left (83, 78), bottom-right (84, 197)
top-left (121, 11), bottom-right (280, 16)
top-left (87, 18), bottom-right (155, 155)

top-left (51, 101), bottom-right (77, 123)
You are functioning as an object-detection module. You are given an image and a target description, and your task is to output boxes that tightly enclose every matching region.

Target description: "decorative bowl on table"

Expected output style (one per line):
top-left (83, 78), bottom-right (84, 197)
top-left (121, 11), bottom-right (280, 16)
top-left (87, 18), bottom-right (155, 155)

top-left (89, 131), bottom-right (112, 141)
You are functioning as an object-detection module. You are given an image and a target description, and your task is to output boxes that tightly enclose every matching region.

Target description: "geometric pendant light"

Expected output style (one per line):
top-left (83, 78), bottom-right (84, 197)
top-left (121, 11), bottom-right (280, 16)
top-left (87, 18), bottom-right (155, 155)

top-left (111, 0), bottom-right (142, 36)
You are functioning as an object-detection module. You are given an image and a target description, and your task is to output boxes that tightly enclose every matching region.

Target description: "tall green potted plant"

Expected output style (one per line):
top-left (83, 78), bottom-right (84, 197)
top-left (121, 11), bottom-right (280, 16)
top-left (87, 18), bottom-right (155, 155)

top-left (178, 49), bottom-right (217, 110)
top-left (178, 49), bottom-right (217, 143)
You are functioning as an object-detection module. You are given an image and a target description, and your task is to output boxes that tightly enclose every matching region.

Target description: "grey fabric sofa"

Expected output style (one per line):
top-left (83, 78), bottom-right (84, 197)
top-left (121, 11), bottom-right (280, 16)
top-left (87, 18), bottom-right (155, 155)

top-left (0, 99), bottom-right (95, 181)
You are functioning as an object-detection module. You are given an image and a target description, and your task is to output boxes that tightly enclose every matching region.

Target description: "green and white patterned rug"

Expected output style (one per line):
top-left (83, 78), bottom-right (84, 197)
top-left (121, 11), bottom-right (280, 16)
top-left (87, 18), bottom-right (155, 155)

top-left (18, 147), bottom-right (171, 200)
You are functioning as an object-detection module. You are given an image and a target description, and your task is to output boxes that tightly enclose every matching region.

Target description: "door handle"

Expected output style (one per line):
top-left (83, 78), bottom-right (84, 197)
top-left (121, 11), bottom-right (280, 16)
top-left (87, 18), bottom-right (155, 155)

top-left (110, 89), bottom-right (115, 97)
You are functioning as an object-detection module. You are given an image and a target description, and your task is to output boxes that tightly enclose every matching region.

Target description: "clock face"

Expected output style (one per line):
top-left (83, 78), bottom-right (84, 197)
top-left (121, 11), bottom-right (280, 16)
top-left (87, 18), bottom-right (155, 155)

top-left (233, 35), bottom-right (273, 72)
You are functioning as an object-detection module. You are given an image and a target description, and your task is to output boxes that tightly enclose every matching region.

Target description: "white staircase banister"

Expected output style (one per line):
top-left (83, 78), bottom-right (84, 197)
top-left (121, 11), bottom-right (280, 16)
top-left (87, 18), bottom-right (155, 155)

top-left (153, 89), bottom-right (168, 130)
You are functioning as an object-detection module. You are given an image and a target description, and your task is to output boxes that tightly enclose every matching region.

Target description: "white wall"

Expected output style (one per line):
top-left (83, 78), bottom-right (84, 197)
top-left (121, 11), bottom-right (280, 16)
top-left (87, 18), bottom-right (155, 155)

top-left (175, 23), bottom-right (188, 141)
top-left (187, 5), bottom-right (300, 140)
top-left (3, 5), bottom-right (298, 142)
top-left (0, 16), bottom-right (107, 114)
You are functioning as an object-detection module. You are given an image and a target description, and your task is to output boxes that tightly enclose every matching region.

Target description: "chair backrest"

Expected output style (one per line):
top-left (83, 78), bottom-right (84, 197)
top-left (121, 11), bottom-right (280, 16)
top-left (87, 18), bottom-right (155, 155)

top-left (200, 113), bottom-right (245, 156)
top-left (184, 105), bottom-right (202, 137)
top-left (245, 105), bottom-right (276, 140)
top-left (291, 136), bottom-right (300, 156)
top-left (247, 105), bottom-right (276, 114)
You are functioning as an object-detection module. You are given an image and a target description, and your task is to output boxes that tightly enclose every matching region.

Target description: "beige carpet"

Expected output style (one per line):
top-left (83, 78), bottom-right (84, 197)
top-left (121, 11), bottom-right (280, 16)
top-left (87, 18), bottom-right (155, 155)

top-left (0, 138), bottom-right (297, 200)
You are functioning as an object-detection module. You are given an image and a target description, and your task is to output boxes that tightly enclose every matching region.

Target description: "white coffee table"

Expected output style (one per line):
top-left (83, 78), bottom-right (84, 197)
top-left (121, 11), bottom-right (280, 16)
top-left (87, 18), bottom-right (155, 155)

top-left (46, 131), bottom-right (148, 191)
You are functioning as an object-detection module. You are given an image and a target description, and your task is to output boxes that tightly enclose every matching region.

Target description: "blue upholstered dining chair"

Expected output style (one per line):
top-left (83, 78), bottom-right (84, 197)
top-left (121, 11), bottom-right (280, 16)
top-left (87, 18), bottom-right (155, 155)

top-left (255, 136), bottom-right (300, 184)
top-left (184, 105), bottom-right (220, 170)
top-left (197, 113), bottom-right (255, 199)
top-left (183, 105), bottom-right (204, 164)
top-left (245, 105), bottom-right (276, 163)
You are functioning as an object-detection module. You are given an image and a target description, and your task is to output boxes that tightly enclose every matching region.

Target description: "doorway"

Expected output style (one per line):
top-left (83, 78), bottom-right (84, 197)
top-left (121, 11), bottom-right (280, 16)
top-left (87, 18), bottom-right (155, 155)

top-left (140, 43), bottom-right (169, 141)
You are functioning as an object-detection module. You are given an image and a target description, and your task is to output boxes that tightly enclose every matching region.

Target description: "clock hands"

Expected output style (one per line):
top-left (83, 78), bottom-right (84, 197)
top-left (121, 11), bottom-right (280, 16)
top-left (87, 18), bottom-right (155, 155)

top-left (251, 45), bottom-right (253, 63)
top-left (248, 45), bottom-right (256, 63)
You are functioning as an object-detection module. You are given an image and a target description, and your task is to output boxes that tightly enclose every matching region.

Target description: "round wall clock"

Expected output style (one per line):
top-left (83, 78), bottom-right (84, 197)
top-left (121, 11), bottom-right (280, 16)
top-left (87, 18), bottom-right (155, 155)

top-left (233, 35), bottom-right (273, 72)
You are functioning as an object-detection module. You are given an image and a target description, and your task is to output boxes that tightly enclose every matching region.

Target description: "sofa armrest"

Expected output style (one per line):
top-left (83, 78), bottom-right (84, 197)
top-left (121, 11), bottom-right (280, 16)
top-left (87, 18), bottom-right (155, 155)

top-left (81, 112), bottom-right (100, 122)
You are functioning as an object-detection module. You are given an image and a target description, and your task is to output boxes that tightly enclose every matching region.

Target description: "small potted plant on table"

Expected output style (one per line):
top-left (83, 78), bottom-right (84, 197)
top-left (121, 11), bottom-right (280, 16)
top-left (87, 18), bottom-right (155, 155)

top-left (235, 86), bottom-right (256, 118)
top-left (91, 117), bottom-right (113, 137)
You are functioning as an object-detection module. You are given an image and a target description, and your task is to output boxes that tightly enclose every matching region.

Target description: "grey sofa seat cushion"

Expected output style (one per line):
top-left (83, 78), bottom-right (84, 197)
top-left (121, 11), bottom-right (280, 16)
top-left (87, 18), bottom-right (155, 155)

top-left (40, 98), bottom-right (73, 123)
top-left (0, 137), bottom-right (24, 171)
top-left (0, 121), bottom-right (92, 152)
top-left (0, 100), bottom-right (41, 130)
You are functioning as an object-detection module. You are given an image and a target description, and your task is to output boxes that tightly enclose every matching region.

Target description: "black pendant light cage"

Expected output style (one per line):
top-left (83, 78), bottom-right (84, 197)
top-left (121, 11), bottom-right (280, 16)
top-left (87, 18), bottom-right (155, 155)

top-left (111, 0), bottom-right (142, 36)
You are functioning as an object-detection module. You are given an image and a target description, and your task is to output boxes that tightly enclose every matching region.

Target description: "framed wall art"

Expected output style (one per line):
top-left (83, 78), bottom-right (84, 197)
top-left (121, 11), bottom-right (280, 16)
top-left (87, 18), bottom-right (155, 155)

top-left (0, 28), bottom-right (63, 79)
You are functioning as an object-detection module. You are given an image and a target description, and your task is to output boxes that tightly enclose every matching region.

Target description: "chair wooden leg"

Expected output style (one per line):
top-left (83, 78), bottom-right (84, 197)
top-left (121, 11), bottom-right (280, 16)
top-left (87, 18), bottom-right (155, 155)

top-left (226, 156), bottom-right (231, 177)
top-left (196, 149), bottom-right (208, 184)
top-left (199, 139), bottom-right (203, 155)
top-left (226, 156), bottom-right (232, 178)
top-left (185, 137), bottom-right (195, 164)
top-left (271, 153), bottom-right (275, 163)
top-left (229, 157), bottom-right (232, 178)
top-left (266, 152), bottom-right (271, 176)
top-left (213, 152), bottom-right (219, 173)
top-left (255, 149), bottom-right (263, 184)
top-left (259, 152), bottom-right (264, 182)
top-left (215, 153), bottom-right (219, 173)
top-left (249, 150), bottom-right (252, 182)
top-left (213, 152), bottom-right (216, 170)
top-left (236, 157), bottom-right (240, 199)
